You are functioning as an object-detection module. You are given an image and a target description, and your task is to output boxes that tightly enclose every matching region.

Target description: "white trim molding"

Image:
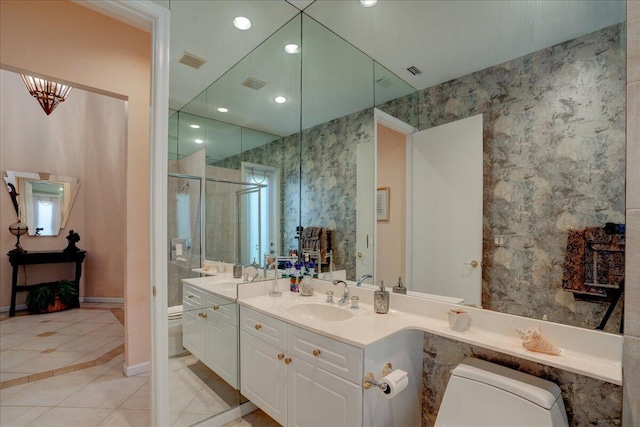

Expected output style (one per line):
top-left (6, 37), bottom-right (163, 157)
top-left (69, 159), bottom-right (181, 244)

top-left (124, 360), bottom-right (151, 377)
top-left (0, 304), bottom-right (26, 313)
top-left (82, 297), bottom-right (125, 304)
top-left (74, 1), bottom-right (171, 425)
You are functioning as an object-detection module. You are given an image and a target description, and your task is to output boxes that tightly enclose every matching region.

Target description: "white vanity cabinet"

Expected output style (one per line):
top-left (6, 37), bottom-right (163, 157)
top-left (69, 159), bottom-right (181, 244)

top-left (183, 283), bottom-right (239, 389)
top-left (240, 306), bottom-right (363, 427)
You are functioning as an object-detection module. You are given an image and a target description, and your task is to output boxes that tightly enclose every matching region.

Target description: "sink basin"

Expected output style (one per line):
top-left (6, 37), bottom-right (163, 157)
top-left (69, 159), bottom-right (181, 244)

top-left (284, 302), bottom-right (354, 322)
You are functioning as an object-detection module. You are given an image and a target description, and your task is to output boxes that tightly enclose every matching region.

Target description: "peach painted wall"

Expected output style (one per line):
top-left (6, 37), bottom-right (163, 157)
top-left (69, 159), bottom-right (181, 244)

top-left (376, 124), bottom-right (406, 287)
top-left (0, 69), bottom-right (126, 302)
top-left (0, 0), bottom-right (151, 368)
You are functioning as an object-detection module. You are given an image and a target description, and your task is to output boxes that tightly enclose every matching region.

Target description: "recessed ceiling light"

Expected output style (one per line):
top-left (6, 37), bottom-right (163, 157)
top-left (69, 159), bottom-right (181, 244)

top-left (217, 107), bottom-right (229, 113)
top-left (195, 139), bottom-right (204, 144)
top-left (233, 16), bottom-right (251, 30)
top-left (190, 124), bottom-right (200, 129)
top-left (284, 44), bottom-right (300, 54)
top-left (360, 0), bottom-right (377, 7)
top-left (274, 96), bottom-right (287, 104)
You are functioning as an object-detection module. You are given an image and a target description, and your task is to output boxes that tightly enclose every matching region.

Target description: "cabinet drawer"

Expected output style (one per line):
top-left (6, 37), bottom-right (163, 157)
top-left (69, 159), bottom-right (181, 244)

top-left (205, 300), bottom-right (238, 326)
top-left (240, 306), bottom-right (287, 349)
top-left (288, 325), bottom-right (363, 384)
top-left (183, 284), bottom-right (205, 308)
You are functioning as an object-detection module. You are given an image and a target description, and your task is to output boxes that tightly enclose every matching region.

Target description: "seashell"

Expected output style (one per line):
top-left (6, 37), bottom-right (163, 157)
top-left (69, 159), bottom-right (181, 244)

top-left (514, 325), bottom-right (561, 355)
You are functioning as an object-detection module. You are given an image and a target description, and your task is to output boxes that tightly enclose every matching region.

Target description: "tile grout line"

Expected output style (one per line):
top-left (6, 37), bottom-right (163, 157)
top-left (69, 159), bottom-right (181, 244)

top-left (0, 308), bottom-right (125, 389)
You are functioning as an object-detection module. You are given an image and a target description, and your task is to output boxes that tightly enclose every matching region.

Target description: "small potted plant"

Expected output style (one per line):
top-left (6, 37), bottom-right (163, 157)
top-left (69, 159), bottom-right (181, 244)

top-left (26, 279), bottom-right (79, 314)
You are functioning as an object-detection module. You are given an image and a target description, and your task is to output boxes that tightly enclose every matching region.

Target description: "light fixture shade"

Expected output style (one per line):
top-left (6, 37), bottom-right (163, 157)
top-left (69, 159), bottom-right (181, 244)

top-left (20, 74), bottom-right (73, 115)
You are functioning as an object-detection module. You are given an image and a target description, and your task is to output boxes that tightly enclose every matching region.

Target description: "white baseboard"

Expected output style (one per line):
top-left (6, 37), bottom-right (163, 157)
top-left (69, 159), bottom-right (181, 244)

top-left (82, 297), bottom-right (124, 304)
top-left (194, 401), bottom-right (258, 427)
top-left (0, 304), bottom-right (26, 313)
top-left (124, 361), bottom-right (150, 377)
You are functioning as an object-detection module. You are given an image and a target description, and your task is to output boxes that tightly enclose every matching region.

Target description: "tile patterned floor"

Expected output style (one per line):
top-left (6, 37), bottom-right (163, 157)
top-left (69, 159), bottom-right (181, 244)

top-left (1, 307), bottom-right (280, 426)
top-left (0, 308), bottom-right (124, 388)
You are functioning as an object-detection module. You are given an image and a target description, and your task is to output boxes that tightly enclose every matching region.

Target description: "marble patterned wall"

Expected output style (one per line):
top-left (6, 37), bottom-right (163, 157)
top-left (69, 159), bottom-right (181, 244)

top-left (381, 24), bottom-right (626, 331)
top-left (300, 109), bottom-right (374, 278)
top-left (422, 334), bottom-right (622, 427)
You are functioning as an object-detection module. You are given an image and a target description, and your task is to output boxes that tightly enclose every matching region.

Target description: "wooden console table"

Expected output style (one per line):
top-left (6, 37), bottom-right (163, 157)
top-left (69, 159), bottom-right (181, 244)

top-left (7, 250), bottom-right (86, 316)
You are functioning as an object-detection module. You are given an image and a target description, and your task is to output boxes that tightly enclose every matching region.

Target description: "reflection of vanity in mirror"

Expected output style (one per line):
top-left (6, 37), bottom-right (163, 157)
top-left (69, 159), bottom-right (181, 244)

top-left (4, 170), bottom-right (80, 236)
top-left (165, 1), bottom-right (627, 425)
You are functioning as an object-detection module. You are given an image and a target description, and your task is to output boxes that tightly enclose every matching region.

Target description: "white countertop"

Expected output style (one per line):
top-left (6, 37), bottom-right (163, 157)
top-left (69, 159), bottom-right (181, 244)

top-left (182, 275), bottom-right (241, 302)
top-left (237, 279), bottom-right (623, 385)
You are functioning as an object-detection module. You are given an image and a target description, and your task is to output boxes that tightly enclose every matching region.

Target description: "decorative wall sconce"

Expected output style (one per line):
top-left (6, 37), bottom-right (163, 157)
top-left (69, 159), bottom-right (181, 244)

top-left (20, 75), bottom-right (73, 115)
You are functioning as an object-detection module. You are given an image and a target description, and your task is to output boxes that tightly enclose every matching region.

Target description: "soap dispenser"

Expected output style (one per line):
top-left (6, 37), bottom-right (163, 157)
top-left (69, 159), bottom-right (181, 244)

top-left (374, 281), bottom-right (389, 314)
top-left (393, 277), bottom-right (407, 294)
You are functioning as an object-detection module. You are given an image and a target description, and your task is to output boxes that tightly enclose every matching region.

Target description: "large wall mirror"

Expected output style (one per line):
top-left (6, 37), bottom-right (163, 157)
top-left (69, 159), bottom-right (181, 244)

top-left (163, 0), bottom-right (626, 424)
top-left (4, 170), bottom-right (80, 236)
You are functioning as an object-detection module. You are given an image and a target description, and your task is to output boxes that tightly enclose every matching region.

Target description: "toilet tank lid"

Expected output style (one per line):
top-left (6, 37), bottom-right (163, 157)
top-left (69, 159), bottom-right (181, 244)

top-left (452, 358), bottom-right (562, 410)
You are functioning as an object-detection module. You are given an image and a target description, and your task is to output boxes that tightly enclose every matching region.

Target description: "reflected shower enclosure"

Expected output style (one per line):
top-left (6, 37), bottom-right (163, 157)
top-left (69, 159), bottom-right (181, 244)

top-left (167, 174), bottom-right (202, 308)
top-left (206, 178), bottom-right (266, 267)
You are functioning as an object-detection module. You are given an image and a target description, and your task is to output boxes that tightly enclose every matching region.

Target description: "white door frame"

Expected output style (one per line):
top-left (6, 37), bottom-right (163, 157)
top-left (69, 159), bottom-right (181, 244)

top-left (76, 1), bottom-right (170, 425)
top-left (373, 109), bottom-right (417, 282)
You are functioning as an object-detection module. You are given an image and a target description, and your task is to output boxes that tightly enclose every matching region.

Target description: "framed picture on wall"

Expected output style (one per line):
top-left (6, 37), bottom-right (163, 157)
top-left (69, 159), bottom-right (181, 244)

top-left (377, 187), bottom-right (390, 222)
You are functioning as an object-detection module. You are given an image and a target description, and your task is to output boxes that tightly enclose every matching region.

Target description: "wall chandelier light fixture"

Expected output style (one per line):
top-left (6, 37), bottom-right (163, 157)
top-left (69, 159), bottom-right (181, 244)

top-left (20, 74), bottom-right (73, 115)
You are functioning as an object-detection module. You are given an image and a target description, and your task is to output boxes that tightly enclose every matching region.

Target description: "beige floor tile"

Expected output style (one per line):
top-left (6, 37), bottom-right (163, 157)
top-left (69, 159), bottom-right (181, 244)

top-left (72, 337), bottom-right (124, 366)
top-left (0, 372), bottom-right (29, 383)
top-left (172, 412), bottom-right (213, 427)
top-left (68, 354), bottom-right (125, 377)
top-left (0, 333), bottom-right (39, 350)
top-left (48, 310), bottom-right (103, 323)
top-left (5, 350), bottom-right (87, 374)
top-left (27, 407), bottom-right (114, 427)
top-left (81, 312), bottom-right (118, 324)
top-left (58, 375), bottom-right (148, 409)
top-left (56, 335), bottom-right (121, 353)
top-left (1, 374), bottom-right (95, 407)
top-left (168, 377), bottom-right (203, 414)
top-left (0, 350), bottom-right (41, 371)
top-left (14, 322), bottom-right (75, 335)
top-left (0, 382), bottom-right (31, 401)
top-left (96, 408), bottom-right (151, 427)
top-left (10, 332), bottom-right (78, 351)
top-left (55, 322), bottom-right (106, 336)
top-left (119, 381), bottom-right (150, 410)
top-left (182, 386), bottom-right (229, 415)
top-left (0, 321), bottom-right (42, 334)
top-left (84, 323), bottom-right (123, 337)
top-left (0, 405), bottom-right (50, 427)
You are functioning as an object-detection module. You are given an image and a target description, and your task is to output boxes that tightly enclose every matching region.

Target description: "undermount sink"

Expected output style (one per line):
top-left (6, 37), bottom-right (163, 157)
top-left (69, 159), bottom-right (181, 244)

top-left (284, 302), bottom-right (354, 322)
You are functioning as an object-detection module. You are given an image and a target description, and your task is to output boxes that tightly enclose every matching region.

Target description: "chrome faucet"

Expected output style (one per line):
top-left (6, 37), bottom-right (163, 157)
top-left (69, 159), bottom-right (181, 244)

top-left (333, 280), bottom-right (349, 305)
top-left (356, 274), bottom-right (373, 287)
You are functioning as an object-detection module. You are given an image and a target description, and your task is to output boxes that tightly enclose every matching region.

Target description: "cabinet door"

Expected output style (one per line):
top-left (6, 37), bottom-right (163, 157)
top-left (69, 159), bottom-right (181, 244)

top-left (204, 313), bottom-right (239, 389)
top-left (288, 357), bottom-right (362, 427)
top-left (183, 309), bottom-right (204, 360)
top-left (240, 331), bottom-right (287, 426)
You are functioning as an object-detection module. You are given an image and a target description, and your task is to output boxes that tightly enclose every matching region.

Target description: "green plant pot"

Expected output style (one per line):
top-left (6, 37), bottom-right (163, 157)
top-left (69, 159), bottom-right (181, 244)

top-left (26, 280), bottom-right (79, 314)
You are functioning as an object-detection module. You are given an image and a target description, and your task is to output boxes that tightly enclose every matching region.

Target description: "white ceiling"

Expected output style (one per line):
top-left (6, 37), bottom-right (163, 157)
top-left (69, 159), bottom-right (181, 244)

top-left (157, 0), bottom-right (625, 160)
top-left (160, 0), bottom-right (625, 112)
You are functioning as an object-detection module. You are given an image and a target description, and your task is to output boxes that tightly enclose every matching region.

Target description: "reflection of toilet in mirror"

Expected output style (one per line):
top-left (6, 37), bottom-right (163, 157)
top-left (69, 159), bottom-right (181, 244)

top-left (435, 358), bottom-right (568, 427)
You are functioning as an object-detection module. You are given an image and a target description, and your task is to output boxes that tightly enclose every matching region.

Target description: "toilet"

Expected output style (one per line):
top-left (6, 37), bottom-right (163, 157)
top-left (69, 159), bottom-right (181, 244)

top-left (168, 305), bottom-right (186, 357)
top-left (435, 358), bottom-right (568, 427)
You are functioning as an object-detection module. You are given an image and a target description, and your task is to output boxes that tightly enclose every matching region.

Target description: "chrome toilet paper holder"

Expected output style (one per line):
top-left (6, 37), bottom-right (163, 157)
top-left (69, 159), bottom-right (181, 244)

top-left (363, 362), bottom-right (393, 392)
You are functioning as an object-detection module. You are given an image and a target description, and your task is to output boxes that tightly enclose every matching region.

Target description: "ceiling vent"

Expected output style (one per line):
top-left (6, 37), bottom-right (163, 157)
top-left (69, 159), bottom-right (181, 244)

top-left (178, 52), bottom-right (207, 69)
top-left (241, 77), bottom-right (268, 91)
top-left (375, 77), bottom-right (393, 88)
top-left (406, 66), bottom-right (422, 76)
